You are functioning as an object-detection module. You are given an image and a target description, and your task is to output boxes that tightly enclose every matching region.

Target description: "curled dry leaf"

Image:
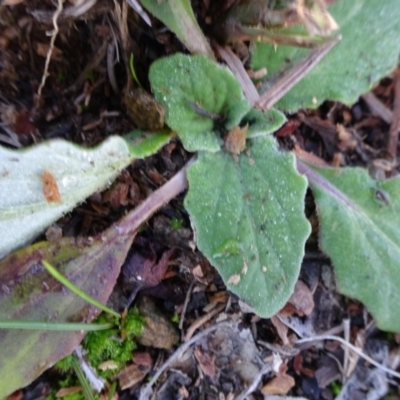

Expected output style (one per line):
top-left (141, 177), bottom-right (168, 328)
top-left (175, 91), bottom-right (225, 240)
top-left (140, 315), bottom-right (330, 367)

top-left (262, 364), bottom-right (295, 396)
top-left (41, 170), bottom-right (61, 203)
top-left (261, 373), bottom-right (295, 395)
top-left (194, 346), bottom-right (216, 378)
top-left (117, 363), bottom-right (151, 390)
top-left (280, 280), bottom-right (314, 316)
top-left (224, 124), bottom-right (248, 155)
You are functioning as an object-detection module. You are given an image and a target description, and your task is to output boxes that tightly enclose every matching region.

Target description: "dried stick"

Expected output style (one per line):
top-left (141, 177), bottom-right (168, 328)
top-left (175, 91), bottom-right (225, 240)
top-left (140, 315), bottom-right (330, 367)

top-left (216, 36), bottom-right (339, 114)
top-left (139, 322), bottom-right (232, 400)
top-left (236, 361), bottom-right (274, 400)
top-left (184, 303), bottom-right (226, 342)
top-left (36, 0), bottom-right (64, 104)
top-left (114, 162), bottom-right (189, 237)
top-left (179, 281), bottom-right (194, 333)
top-left (387, 68), bottom-right (400, 160)
top-left (361, 92), bottom-right (393, 124)
top-left (215, 43), bottom-right (260, 106)
top-left (255, 36), bottom-right (341, 110)
top-left (296, 334), bottom-right (400, 379)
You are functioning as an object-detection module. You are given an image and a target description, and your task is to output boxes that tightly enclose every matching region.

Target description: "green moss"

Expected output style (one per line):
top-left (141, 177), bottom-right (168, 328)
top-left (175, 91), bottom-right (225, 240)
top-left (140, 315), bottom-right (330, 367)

top-left (82, 309), bottom-right (144, 378)
top-left (44, 374), bottom-right (88, 400)
top-left (330, 381), bottom-right (342, 396)
top-left (170, 218), bottom-right (184, 231)
top-left (54, 354), bottom-right (75, 373)
top-left (122, 307), bottom-right (144, 339)
top-left (51, 309), bottom-right (144, 390)
top-left (171, 313), bottom-right (179, 323)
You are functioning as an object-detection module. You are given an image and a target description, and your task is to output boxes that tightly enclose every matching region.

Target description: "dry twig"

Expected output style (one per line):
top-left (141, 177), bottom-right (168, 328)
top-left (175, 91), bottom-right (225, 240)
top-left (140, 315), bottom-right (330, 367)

top-left (296, 334), bottom-right (400, 379)
top-left (361, 92), bottom-right (393, 124)
top-left (139, 322), bottom-right (232, 400)
top-left (36, 0), bottom-right (64, 106)
top-left (215, 43), bottom-right (260, 106)
top-left (387, 68), bottom-right (400, 160)
top-left (255, 36), bottom-right (341, 110)
top-left (184, 303), bottom-right (226, 342)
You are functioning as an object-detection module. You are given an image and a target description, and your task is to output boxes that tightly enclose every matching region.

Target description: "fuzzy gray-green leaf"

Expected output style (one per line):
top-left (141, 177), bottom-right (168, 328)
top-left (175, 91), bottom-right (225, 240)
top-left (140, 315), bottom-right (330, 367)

top-left (150, 54), bottom-right (251, 152)
top-left (185, 136), bottom-right (310, 317)
top-left (252, 0), bottom-right (400, 111)
top-left (301, 162), bottom-right (400, 332)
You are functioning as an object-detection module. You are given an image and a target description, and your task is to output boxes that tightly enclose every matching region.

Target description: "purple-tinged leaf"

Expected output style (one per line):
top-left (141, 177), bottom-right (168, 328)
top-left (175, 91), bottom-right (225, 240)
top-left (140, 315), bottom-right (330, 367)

top-left (0, 165), bottom-right (188, 397)
top-left (0, 229), bottom-right (135, 397)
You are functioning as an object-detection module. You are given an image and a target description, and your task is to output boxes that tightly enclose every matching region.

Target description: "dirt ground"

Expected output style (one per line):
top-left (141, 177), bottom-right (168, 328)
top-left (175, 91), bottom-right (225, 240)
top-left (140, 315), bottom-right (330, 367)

top-left (1, 1), bottom-right (400, 400)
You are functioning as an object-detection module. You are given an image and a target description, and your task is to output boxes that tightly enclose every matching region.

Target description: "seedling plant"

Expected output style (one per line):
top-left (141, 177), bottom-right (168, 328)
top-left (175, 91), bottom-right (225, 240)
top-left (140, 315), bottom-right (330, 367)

top-left (1, 0), bottom-right (400, 397)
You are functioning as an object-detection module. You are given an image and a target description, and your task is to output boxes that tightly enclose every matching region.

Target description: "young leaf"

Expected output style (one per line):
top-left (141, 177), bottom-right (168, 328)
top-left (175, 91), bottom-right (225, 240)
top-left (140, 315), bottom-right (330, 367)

top-left (150, 54), bottom-right (251, 152)
top-left (299, 162), bottom-right (400, 333)
top-left (0, 133), bottom-right (170, 259)
top-left (185, 136), bottom-right (310, 317)
top-left (252, 0), bottom-right (400, 111)
top-left (139, 0), bottom-right (214, 60)
top-left (243, 108), bottom-right (286, 139)
top-left (0, 230), bottom-right (135, 398)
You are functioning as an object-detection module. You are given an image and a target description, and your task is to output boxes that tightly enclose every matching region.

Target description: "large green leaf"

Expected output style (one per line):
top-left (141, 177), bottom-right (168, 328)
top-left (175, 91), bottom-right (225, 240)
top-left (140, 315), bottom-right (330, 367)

top-left (185, 136), bottom-right (310, 317)
top-left (0, 133), bottom-right (170, 259)
top-left (299, 162), bottom-right (400, 332)
top-left (150, 54), bottom-right (251, 152)
top-left (252, 0), bottom-right (400, 111)
top-left (139, 0), bottom-right (214, 59)
top-left (0, 228), bottom-right (135, 397)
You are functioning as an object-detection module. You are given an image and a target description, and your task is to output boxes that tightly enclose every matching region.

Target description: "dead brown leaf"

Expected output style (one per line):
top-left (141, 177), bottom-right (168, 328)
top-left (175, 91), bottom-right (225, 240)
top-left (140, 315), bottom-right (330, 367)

top-left (194, 346), bottom-right (216, 377)
top-left (34, 42), bottom-right (63, 60)
top-left (41, 170), bottom-right (61, 203)
top-left (280, 280), bottom-right (314, 316)
top-left (271, 315), bottom-right (289, 345)
top-left (56, 387), bottom-right (82, 398)
top-left (224, 124), bottom-right (247, 155)
top-left (117, 363), bottom-right (151, 390)
top-left (261, 373), bottom-right (295, 395)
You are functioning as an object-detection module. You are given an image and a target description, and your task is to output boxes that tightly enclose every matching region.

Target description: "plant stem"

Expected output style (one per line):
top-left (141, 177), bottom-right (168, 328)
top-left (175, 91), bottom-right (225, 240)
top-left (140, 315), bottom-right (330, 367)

top-left (255, 36), bottom-right (341, 110)
top-left (113, 161), bottom-right (190, 237)
top-left (387, 67), bottom-right (400, 160)
top-left (42, 260), bottom-right (120, 318)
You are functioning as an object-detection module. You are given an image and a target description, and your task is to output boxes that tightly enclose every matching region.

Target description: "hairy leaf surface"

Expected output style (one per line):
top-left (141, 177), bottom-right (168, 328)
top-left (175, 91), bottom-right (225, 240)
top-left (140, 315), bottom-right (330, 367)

top-left (0, 133), bottom-right (169, 259)
top-left (252, 0), bottom-right (400, 111)
top-left (185, 136), bottom-right (310, 317)
top-left (300, 162), bottom-right (400, 332)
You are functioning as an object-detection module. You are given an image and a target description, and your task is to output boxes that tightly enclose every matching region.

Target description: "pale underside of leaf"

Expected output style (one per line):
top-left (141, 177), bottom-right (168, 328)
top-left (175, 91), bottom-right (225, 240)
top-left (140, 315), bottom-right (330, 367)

top-left (0, 136), bottom-right (134, 259)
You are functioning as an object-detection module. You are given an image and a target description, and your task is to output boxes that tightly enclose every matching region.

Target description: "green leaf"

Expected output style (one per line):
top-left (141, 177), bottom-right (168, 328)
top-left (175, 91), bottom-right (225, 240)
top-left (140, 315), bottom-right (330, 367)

top-left (243, 108), bottom-right (286, 139)
top-left (140, 0), bottom-right (214, 59)
top-left (41, 260), bottom-right (120, 318)
top-left (252, 0), bottom-right (400, 111)
top-left (0, 228), bottom-right (135, 397)
top-left (185, 136), bottom-right (310, 317)
top-left (0, 133), bottom-right (169, 259)
top-left (150, 54), bottom-right (251, 152)
top-left (123, 130), bottom-right (172, 158)
top-left (0, 321), bottom-right (113, 331)
top-left (300, 162), bottom-right (400, 332)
